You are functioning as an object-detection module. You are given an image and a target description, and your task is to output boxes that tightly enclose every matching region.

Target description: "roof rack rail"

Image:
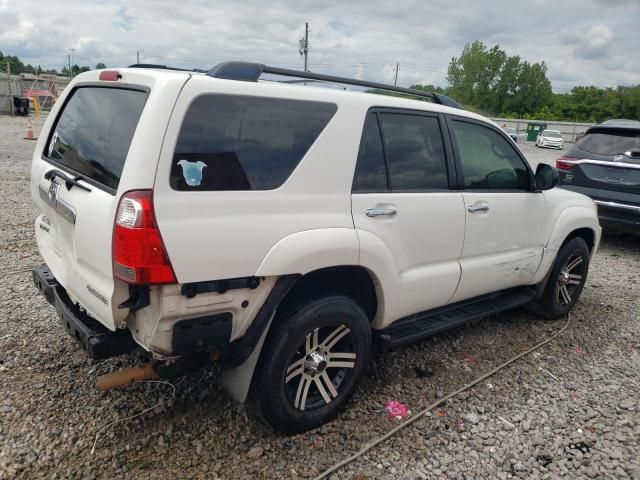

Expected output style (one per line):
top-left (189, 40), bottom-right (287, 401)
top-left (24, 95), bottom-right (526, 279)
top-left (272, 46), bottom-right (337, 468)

top-left (207, 61), bottom-right (463, 109)
top-left (128, 63), bottom-right (207, 73)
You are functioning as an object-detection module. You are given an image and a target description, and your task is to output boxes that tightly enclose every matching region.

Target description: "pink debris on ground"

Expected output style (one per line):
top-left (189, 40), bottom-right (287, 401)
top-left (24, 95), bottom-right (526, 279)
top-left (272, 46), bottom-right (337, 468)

top-left (384, 400), bottom-right (410, 418)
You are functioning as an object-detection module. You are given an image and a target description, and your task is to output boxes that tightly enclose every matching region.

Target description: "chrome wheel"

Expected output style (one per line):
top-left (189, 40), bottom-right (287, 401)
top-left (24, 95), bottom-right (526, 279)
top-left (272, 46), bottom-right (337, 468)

top-left (285, 324), bottom-right (356, 411)
top-left (555, 253), bottom-right (585, 306)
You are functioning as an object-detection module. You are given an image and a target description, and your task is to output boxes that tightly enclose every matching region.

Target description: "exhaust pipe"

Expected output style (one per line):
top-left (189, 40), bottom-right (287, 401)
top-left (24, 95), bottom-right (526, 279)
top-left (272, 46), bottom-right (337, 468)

top-left (96, 352), bottom-right (218, 391)
top-left (97, 363), bottom-right (156, 391)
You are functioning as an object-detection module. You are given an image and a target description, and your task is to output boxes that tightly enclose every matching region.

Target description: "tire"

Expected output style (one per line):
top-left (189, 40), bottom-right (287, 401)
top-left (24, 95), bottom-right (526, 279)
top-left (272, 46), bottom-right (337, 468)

top-left (249, 294), bottom-right (371, 434)
top-left (529, 237), bottom-right (590, 320)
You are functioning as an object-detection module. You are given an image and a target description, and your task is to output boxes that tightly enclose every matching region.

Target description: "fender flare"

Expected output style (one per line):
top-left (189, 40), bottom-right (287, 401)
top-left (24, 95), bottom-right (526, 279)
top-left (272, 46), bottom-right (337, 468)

top-left (546, 206), bottom-right (600, 252)
top-left (353, 229), bottom-right (399, 329)
top-left (529, 206), bottom-right (600, 286)
top-left (255, 228), bottom-right (359, 276)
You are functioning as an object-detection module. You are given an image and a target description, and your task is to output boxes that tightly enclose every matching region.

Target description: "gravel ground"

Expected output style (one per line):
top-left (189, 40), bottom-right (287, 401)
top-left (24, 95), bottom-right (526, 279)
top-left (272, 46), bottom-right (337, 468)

top-left (0, 114), bottom-right (638, 480)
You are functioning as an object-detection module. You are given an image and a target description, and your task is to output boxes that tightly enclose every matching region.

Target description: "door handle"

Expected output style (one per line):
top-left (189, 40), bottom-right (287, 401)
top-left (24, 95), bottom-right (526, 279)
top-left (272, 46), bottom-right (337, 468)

top-left (366, 207), bottom-right (397, 218)
top-left (467, 203), bottom-right (490, 213)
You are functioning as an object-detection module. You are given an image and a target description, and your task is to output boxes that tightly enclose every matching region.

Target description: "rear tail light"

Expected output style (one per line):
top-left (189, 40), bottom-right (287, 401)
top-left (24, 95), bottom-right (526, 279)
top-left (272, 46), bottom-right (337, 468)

top-left (556, 156), bottom-right (577, 171)
top-left (113, 190), bottom-right (176, 285)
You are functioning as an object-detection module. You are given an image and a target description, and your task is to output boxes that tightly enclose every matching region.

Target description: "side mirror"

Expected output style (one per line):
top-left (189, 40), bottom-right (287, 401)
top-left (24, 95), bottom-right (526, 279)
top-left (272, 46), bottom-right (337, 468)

top-left (535, 163), bottom-right (559, 191)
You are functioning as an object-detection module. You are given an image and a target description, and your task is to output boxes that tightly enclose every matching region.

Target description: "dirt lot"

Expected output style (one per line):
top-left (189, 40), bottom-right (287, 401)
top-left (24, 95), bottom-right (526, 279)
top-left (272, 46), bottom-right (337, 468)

top-left (1, 115), bottom-right (639, 480)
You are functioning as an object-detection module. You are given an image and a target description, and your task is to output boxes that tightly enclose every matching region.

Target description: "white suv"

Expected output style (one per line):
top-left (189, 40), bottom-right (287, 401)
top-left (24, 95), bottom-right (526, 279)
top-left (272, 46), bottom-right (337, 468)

top-left (31, 62), bottom-right (601, 433)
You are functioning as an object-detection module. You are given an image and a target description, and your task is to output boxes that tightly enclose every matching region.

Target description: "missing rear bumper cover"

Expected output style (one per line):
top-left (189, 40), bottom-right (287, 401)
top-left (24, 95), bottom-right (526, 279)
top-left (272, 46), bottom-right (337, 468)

top-left (181, 276), bottom-right (260, 298)
top-left (172, 313), bottom-right (232, 355)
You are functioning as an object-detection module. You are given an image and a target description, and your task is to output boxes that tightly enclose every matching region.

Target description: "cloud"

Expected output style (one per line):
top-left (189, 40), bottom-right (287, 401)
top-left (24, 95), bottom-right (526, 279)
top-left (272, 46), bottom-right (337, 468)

top-left (575, 24), bottom-right (614, 60)
top-left (0, 0), bottom-right (638, 91)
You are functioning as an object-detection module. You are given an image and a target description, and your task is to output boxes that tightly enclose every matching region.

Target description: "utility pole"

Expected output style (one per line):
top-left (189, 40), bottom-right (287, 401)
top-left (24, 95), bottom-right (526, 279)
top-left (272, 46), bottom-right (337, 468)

top-left (394, 62), bottom-right (399, 86)
top-left (69, 48), bottom-right (76, 78)
top-left (67, 54), bottom-right (71, 81)
top-left (7, 61), bottom-right (14, 116)
top-left (299, 22), bottom-right (309, 72)
top-left (137, 50), bottom-right (140, 64)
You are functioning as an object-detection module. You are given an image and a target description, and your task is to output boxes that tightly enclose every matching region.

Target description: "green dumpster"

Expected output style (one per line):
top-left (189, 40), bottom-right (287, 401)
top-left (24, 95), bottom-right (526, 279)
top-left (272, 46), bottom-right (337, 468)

top-left (526, 122), bottom-right (547, 141)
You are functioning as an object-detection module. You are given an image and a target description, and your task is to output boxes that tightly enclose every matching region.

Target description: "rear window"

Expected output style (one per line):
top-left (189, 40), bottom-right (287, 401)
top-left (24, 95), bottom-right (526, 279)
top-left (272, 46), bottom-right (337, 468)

top-left (577, 130), bottom-right (640, 156)
top-left (543, 130), bottom-right (562, 138)
top-left (46, 87), bottom-right (148, 191)
top-left (171, 95), bottom-right (337, 191)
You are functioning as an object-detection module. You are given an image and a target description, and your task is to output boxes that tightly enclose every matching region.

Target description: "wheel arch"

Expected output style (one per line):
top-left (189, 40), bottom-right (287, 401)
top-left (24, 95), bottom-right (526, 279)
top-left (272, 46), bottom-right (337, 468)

top-left (546, 206), bottom-right (600, 254)
top-left (561, 227), bottom-right (596, 254)
top-left (220, 265), bottom-right (383, 403)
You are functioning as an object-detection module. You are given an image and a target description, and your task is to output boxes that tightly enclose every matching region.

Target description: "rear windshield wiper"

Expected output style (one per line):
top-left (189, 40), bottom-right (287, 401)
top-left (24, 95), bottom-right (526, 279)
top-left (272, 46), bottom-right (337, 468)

top-left (44, 169), bottom-right (92, 192)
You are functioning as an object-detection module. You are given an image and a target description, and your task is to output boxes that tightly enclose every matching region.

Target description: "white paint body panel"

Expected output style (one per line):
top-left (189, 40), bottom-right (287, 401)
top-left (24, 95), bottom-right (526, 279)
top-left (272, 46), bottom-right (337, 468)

top-left (451, 192), bottom-right (547, 302)
top-left (352, 192), bottom-right (465, 326)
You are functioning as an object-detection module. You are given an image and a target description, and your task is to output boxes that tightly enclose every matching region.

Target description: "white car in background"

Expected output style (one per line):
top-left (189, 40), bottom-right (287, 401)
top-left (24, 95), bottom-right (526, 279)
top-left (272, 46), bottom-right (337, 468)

top-left (536, 129), bottom-right (565, 149)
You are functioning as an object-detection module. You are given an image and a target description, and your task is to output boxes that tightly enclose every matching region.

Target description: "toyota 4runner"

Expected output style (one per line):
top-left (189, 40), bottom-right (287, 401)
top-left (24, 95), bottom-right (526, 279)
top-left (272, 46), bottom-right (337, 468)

top-left (31, 62), bottom-right (601, 433)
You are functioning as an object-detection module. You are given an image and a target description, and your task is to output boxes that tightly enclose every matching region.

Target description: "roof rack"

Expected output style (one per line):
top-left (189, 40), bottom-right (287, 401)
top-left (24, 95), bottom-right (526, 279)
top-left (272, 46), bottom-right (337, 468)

top-left (206, 61), bottom-right (463, 109)
top-left (128, 63), bottom-right (208, 73)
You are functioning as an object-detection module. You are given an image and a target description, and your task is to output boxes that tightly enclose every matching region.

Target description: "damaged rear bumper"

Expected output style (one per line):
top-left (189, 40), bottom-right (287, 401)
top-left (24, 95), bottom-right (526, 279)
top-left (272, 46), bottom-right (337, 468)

top-left (32, 265), bottom-right (138, 360)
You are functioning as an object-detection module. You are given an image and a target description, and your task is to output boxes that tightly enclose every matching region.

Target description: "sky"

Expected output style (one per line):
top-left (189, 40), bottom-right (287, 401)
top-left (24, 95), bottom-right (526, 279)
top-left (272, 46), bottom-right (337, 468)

top-left (1, 0), bottom-right (639, 93)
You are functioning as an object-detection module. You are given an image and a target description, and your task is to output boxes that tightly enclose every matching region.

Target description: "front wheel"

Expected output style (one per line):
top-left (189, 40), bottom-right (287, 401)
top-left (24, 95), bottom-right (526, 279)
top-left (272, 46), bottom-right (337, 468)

top-left (250, 294), bottom-right (371, 434)
top-left (529, 237), bottom-right (590, 319)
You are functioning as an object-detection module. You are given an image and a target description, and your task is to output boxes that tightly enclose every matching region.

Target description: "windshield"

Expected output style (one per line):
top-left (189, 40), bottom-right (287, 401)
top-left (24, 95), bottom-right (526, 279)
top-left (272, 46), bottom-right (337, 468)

top-left (543, 130), bottom-right (562, 138)
top-left (46, 87), bottom-right (148, 191)
top-left (578, 130), bottom-right (640, 156)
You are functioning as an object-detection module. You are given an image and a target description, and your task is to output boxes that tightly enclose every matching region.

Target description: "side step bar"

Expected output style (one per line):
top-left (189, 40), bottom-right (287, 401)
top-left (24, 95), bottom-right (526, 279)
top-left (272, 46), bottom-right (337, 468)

top-left (375, 288), bottom-right (536, 351)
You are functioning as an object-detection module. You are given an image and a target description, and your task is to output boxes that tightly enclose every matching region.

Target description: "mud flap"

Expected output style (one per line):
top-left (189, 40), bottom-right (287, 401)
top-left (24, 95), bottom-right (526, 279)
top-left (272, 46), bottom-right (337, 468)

top-left (219, 314), bottom-right (275, 403)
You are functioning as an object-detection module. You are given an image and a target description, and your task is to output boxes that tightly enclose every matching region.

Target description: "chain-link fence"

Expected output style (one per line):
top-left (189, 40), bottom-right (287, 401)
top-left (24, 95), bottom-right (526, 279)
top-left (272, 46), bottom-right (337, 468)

top-left (1, 73), bottom-right (64, 115)
top-left (490, 117), bottom-right (595, 143)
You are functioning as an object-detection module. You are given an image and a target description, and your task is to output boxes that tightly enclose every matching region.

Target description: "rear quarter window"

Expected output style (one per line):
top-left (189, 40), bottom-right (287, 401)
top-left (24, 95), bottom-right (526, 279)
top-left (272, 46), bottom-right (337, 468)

top-left (171, 95), bottom-right (337, 191)
top-left (46, 87), bottom-right (148, 191)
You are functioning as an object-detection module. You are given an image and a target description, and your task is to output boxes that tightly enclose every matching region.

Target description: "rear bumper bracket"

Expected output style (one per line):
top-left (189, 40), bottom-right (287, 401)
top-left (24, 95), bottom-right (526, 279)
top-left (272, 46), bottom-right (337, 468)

top-left (32, 265), bottom-right (139, 360)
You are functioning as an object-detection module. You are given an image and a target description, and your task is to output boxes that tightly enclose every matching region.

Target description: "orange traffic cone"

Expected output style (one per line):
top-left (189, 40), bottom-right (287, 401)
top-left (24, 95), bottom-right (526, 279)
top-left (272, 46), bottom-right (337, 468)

top-left (24, 118), bottom-right (37, 140)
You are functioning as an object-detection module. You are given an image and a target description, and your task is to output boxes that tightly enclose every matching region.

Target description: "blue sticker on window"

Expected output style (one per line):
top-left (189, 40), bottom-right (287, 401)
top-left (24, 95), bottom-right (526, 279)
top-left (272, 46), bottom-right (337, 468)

top-left (177, 160), bottom-right (207, 187)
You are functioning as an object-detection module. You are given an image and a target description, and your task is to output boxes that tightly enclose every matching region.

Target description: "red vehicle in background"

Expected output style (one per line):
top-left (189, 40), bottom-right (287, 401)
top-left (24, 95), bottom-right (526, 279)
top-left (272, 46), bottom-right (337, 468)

top-left (21, 74), bottom-right (59, 110)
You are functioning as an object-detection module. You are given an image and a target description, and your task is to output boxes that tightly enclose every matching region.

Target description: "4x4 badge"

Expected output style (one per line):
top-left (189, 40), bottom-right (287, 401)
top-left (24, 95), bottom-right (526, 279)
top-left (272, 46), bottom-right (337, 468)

top-left (48, 182), bottom-right (60, 202)
top-left (614, 154), bottom-right (624, 162)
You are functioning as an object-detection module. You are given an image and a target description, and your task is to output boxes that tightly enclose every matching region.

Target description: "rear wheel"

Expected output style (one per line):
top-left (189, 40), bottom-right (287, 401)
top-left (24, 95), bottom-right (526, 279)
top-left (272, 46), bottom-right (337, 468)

top-left (250, 294), bottom-right (371, 434)
top-left (529, 237), bottom-right (590, 319)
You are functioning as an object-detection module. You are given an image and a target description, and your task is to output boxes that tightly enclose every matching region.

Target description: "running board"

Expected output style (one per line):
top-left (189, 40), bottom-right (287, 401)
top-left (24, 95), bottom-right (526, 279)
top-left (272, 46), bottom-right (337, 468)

top-left (375, 288), bottom-right (536, 351)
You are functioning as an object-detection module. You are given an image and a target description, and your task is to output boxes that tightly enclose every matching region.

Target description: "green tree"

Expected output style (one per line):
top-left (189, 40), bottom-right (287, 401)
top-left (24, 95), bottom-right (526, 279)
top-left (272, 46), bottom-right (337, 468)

top-left (95, 62), bottom-right (107, 69)
top-left (446, 41), bottom-right (551, 115)
top-left (70, 64), bottom-right (91, 76)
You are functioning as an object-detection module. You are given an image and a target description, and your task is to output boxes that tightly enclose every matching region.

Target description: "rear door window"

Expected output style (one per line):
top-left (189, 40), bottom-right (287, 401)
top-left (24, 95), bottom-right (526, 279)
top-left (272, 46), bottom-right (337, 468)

top-left (379, 113), bottom-right (448, 190)
top-left (353, 114), bottom-right (388, 191)
top-left (46, 87), bottom-right (148, 191)
top-left (171, 95), bottom-right (337, 190)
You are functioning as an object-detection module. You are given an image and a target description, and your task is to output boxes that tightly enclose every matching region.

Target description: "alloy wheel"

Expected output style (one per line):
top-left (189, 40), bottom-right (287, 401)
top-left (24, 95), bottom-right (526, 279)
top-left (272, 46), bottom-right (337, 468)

top-left (284, 324), bottom-right (356, 411)
top-left (555, 253), bottom-right (586, 306)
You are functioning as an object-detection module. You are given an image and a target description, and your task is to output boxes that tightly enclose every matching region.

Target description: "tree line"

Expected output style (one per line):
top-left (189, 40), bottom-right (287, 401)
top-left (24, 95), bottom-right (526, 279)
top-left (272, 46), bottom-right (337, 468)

top-left (0, 51), bottom-right (106, 77)
top-left (410, 41), bottom-right (639, 123)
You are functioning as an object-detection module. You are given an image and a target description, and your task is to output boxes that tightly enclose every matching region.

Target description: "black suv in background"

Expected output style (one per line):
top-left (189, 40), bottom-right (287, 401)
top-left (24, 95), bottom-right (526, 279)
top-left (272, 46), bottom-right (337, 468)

top-left (557, 119), bottom-right (640, 233)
